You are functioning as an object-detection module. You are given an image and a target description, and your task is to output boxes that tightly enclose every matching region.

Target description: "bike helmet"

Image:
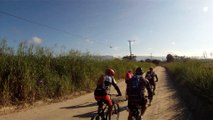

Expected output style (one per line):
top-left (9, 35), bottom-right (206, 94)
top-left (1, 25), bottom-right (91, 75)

top-left (135, 67), bottom-right (144, 75)
top-left (149, 67), bottom-right (153, 71)
top-left (105, 68), bottom-right (115, 76)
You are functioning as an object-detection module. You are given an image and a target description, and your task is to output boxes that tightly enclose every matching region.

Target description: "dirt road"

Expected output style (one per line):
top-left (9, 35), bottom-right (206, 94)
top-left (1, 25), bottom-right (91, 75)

top-left (0, 66), bottom-right (189, 120)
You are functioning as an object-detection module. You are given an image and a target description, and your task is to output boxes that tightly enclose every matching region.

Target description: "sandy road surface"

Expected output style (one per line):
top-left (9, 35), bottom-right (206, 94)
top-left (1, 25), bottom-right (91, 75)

top-left (0, 66), bottom-right (189, 120)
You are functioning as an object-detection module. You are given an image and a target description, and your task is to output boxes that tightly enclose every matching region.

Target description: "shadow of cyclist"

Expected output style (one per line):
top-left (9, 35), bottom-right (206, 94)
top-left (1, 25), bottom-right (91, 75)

top-left (60, 102), bottom-right (97, 109)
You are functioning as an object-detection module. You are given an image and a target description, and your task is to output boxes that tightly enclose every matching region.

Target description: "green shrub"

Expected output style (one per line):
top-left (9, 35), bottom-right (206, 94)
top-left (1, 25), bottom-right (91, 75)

top-left (164, 60), bottom-right (213, 119)
top-left (0, 39), bottom-right (154, 106)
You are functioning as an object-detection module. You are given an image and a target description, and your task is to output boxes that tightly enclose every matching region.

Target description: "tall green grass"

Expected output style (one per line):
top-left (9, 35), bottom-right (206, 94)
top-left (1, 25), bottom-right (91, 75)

top-left (165, 60), bottom-right (213, 119)
top-left (0, 39), bottom-right (153, 106)
top-left (165, 60), bottom-right (213, 102)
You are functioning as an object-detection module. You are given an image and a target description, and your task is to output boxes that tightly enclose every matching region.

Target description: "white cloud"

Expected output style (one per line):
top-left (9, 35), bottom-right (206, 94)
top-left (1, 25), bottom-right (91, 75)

top-left (203, 6), bottom-right (209, 12)
top-left (85, 39), bottom-right (93, 44)
top-left (148, 48), bottom-right (152, 51)
top-left (30, 36), bottom-right (42, 45)
top-left (162, 48), bottom-right (213, 57)
top-left (171, 42), bottom-right (176, 45)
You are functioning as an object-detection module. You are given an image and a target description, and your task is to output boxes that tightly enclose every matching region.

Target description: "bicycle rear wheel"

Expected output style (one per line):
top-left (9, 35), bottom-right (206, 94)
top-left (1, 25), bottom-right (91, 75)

top-left (132, 106), bottom-right (142, 120)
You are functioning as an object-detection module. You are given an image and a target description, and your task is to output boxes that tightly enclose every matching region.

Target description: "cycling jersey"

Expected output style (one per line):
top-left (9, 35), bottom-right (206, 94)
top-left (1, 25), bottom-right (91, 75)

top-left (95, 75), bottom-right (118, 95)
top-left (94, 75), bottom-right (121, 106)
top-left (145, 71), bottom-right (158, 85)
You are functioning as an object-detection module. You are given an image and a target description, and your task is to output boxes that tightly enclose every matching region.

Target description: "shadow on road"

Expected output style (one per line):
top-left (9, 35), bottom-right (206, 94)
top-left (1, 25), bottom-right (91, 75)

top-left (73, 111), bottom-right (95, 118)
top-left (60, 102), bottom-right (97, 109)
top-left (73, 106), bottom-right (128, 119)
top-left (163, 69), bottom-right (192, 120)
top-left (66, 102), bottom-right (127, 118)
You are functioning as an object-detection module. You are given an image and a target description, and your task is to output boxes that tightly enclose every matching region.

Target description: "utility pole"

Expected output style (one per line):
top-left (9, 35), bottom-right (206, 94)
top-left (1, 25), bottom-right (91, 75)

top-left (128, 40), bottom-right (135, 59)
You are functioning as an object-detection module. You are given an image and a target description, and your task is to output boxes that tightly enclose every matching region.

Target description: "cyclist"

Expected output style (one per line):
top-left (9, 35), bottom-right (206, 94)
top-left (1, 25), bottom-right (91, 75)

top-left (126, 67), bottom-right (153, 120)
top-left (125, 69), bottom-right (134, 100)
top-left (125, 69), bottom-right (133, 81)
top-left (94, 68), bottom-right (122, 120)
top-left (145, 67), bottom-right (158, 95)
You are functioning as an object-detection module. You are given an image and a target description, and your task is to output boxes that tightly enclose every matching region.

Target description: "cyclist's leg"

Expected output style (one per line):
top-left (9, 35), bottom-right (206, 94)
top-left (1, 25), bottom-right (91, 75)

top-left (127, 101), bottom-right (133, 120)
top-left (95, 96), bottom-right (104, 113)
top-left (141, 97), bottom-right (148, 116)
top-left (153, 83), bottom-right (156, 93)
top-left (97, 101), bottom-right (103, 113)
top-left (151, 81), bottom-right (156, 94)
top-left (150, 83), bottom-right (155, 95)
top-left (102, 95), bottom-right (113, 120)
top-left (128, 112), bottom-right (133, 120)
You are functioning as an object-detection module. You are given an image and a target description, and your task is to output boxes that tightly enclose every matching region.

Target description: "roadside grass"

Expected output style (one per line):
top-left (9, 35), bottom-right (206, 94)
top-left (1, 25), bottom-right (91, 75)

top-left (164, 60), bottom-right (213, 119)
top-left (0, 39), bottom-right (154, 106)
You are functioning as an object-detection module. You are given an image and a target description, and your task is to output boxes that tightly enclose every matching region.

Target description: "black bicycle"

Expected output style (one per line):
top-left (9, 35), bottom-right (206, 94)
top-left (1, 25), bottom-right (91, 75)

top-left (91, 94), bottom-right (120, 120)
top-left (129, 96), bottom-right (151, 120)
top-left (131, 105), bottom-right (142, 120)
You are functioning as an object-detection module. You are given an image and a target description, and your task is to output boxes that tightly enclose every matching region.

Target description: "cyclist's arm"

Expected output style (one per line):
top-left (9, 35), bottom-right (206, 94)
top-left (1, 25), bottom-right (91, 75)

top-left (111, 78), bottom-right (122, 96)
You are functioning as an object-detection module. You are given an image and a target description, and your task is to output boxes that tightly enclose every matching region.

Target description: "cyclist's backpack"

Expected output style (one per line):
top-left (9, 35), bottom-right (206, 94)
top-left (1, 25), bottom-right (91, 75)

top-left (126, 75), bottom-right (142, 101)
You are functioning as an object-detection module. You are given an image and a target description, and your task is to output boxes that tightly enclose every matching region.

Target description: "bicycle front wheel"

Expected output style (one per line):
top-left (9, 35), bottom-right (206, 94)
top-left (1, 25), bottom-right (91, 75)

top-left (91, 114), bottom-right (101, 120)
top-left (111, 103), bottom-right (120, 120)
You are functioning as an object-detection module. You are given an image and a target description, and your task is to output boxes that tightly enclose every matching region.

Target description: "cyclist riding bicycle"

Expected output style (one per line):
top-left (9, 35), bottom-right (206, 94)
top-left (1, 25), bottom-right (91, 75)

top-left (125, 69), bottom-right (133, 81)
top-left (125, 69), bottom-right (134, 100)
top-left (94, 68), bottom-right (122, 120)
top-left (126, 67), bottom-right (153, 120)
top-left (145, 67), bottom-right (158, 95)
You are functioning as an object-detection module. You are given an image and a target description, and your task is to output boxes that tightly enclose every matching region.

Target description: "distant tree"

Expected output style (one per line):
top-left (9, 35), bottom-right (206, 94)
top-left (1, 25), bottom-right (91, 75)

top-left (166, 54), bottom-right (174, 62)
top-left (122, 55), bottom-right (136, 61)
top-left (130, 55), bottom-right (136, 61)
top-left (140, 60), bottom-right (144, 62)
top-left (122, 55), bottom-right (131, 60)
top-left (145, 59), bottom-right (152, 62)
top-left (152, 59), bottom-right (161, 65)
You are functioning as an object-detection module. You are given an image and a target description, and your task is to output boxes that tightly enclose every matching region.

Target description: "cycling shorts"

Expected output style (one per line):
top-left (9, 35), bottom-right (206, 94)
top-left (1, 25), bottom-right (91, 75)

top-left (95, 95), bottom-right (113, 106)
top-left (128, 96), bottom-right (147, 110)
top-left (148, 79), bottom-right (156, 86)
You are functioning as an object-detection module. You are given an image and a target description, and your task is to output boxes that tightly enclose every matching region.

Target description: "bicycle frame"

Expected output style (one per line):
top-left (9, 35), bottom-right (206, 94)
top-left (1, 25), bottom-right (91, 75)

top-left (91, 94), bottom-right (120, 120)
top-left (97, 101), bottom-right (109, 119)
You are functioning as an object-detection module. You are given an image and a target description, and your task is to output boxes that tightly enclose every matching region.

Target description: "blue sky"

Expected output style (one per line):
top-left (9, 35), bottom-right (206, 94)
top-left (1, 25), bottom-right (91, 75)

top-left (0, 0), bottom-right (213, 58)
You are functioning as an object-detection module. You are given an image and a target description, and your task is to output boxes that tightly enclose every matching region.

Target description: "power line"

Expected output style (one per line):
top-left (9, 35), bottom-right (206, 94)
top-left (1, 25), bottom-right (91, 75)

top-left (0, 10), bottom-right (129, 54)
top-left (0, 10), bottom-right (86, 39)
top-left (0, 10), bottom-right (108, 45)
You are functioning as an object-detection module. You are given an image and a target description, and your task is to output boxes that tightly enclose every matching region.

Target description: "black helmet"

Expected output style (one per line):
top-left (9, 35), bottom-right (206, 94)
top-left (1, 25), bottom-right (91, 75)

top-left (149, 67), bottom-right (153, 71)
top-left (136, 67), bottom-right (144, 75)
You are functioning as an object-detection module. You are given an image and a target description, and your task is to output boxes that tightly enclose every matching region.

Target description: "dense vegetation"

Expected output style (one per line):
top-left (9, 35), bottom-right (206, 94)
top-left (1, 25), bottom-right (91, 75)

top-left (164, 60), bottom-right (213, 119)
top-left (0, 39), bottom-right (153, 106)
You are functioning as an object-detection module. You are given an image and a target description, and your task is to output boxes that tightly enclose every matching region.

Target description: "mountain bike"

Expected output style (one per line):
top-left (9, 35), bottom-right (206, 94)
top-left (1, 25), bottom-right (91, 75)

top-left (131, 105), bottom-right (142, 120)
top-left (128, 96), bottom-right (151, 120)
top-left (91, 94), bottom-right (120, 120)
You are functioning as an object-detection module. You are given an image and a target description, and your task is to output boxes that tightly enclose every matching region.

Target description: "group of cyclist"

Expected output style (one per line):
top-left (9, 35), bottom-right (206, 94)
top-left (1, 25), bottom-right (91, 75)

top-left (94, 67), bottom-right (158, 120)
